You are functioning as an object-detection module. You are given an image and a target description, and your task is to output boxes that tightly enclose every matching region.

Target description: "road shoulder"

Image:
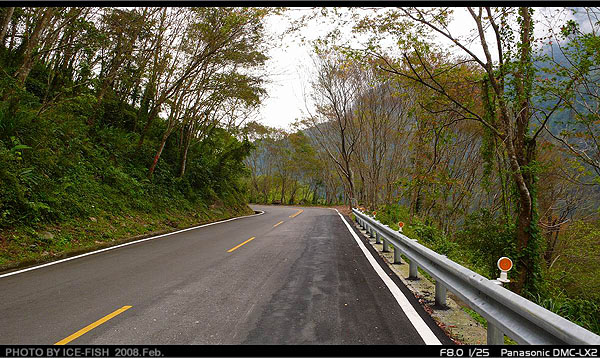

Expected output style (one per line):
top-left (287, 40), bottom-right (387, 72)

top-left (338, 211), bottom-right (454, 345)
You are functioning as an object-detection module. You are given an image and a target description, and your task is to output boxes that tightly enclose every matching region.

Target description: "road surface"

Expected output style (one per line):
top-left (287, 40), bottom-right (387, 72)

top-left (0, 205), bottom-right (450, 345)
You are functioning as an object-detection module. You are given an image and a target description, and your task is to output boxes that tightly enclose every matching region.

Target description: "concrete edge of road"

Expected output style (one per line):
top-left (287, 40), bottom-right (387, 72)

top-left (0, 210), bottom-right (265, 279)
top-left (335, 209), bottom-right (454, 345)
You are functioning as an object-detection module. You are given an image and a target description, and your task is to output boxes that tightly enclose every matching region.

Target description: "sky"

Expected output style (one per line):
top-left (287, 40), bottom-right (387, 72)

top-left (256, 7), bottom-right (575, 131)
top-left (256, 9), bottom-right (320, 130)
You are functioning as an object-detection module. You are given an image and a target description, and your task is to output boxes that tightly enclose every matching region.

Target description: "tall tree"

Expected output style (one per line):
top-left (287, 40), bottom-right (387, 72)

top-left (14, 7), bottom-right (55, 86)
top-left (305, 52), bottom-right (363, 207)
top-left (0, 7), bottom-right (14, 46)
top-left (136, 7), bottom-right (270, 149)
top-left (350, 7), bottom-right (549, 294)
top-left (145, 8), bottom-right (268, 178)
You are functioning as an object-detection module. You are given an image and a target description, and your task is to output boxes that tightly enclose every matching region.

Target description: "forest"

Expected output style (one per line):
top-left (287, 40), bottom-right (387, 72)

top-left (245, 7), bottom-right (600, 335)
top-left (0, 7), bottom-right (272, 269)
top-left (0, 6), bottom-right (599, 337)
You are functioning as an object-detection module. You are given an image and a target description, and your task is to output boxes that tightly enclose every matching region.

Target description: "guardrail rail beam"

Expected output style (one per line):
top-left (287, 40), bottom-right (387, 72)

top-left (350, 208), bottom-right (600, 346)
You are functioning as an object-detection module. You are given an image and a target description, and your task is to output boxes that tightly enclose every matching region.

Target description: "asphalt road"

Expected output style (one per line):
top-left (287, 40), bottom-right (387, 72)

top-left (0, 205), bottom-right (449, 345)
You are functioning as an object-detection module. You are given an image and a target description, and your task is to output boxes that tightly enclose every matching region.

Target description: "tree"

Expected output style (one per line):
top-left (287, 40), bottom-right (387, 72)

top-left (538, 7), bottom-right (600, 182)
top-left (144, 7), bottom-right (269, 179)
top-left (136, 7), bottom-right (270, 150)
top-left (305, 52), bottom-right (363, 207)
top-left (13, 8), bottom-right (55, 86)
top-left (349, 7), bottom-right (550, 294)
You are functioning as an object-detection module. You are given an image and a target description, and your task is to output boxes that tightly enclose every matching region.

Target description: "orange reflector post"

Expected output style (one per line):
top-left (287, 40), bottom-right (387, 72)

top-left (498, 257), bottom-right (513, 271)
top-left (398, 221), bottom-right (405, 228)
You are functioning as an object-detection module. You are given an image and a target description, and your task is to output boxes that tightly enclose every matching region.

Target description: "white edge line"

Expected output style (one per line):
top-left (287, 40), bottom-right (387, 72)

top-left (335, 209), bottom-right (442, 345)
top-left (0, 210), bottom-right (265, 279)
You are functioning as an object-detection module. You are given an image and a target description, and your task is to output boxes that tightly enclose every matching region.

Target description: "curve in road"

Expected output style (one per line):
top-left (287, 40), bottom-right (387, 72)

top-left (0, 205), bottom-right (451, 345)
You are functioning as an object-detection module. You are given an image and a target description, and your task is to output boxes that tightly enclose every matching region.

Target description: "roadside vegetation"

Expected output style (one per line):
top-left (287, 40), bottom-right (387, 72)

top-left (0, 7), bottom-right (272, 269)
top-left (1, 5), bottom-right (598, 338)
top-left (244, 7), bottom-right (600, 335)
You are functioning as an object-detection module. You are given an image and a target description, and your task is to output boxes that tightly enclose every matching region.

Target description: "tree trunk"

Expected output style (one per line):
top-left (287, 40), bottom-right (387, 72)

top-left (509, 7), bottom-right (539, 295)
top-left (148, 128), bottom-right (173, 179)
top-left (14, 8), bottom-right (54, 86)
top-left (137, 105), bottom-right (161, 149)
top-left (0, 7), bottom-right (14, 46)
top-left (345, 167), bottom-right (355, 209)
top-left (178, 129), bottom-right (192, 177)
top-left (280, 179), bottom-right (286, 203)
top-left (289, 183), bottom-right (298, 204)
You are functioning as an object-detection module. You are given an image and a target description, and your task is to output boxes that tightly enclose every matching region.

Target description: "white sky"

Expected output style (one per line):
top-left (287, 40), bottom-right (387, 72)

top-left (257, 7), bottom-right (573, 130)
top-left (257, 9), bottom-right (319, 130)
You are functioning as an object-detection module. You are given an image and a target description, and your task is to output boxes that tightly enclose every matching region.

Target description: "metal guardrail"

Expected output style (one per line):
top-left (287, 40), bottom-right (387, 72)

top-left (352, 208), bottom-right (600, 345)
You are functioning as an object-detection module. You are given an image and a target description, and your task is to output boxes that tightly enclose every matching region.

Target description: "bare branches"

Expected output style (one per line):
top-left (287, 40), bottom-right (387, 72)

top-left (399, 7), bottom-right (487, 69)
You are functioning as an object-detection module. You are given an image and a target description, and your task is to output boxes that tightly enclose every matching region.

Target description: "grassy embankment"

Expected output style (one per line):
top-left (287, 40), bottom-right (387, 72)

top-left (1, 58), bottom-right (254, 272)
top-left (0, 200), bottom-right (253, 272)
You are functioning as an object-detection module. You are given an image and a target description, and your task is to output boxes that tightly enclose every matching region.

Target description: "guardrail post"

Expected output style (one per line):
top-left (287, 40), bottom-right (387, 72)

top-left (382, 238), bottom-right (390, 252)
top-left (408, 261), bottom-right (418, 280)
top-left (375, 231), bottom-right (381, 244)
top-left (368, 226), bottom-right (374, 238)
top-left (393, 247), bottom-right (402, 264)
top-left (435, 281), bottom-right (447, 307)
top-left (487, 323), bottom-right (504, 345)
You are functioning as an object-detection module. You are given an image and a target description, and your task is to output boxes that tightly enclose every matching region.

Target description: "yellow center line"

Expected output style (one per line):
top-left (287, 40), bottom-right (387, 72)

top-left (54, 305), bottom-right (132, 345)
top-left (227, 237), bottom-right (256, 253)
top-left (273, 221), bottom-right (284, 227)
top-left (289, 209), bottom-right (303, 218)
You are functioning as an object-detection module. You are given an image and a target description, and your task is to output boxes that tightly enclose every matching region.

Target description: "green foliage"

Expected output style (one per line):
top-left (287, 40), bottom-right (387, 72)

top-left (245, 126), bottom-right (336, 206)
top-left (455, 210), bottom-right (515, 278)
top-left (374, 204), bottom-right (600, 335)
top-left (374, 203), bottom-right (411, 226)
top-left (0, 25), bottom-right (255, 260)
top-left (375, 204), bottom-right (461, 266)
top-left (411, 221), bottom-right (459, 256)
top-left (374, 204), bottom-right (516, 280)
top-left (546, 219), bottom-right (600, 302)
top-left (529, 291), bottom-right (600, 336)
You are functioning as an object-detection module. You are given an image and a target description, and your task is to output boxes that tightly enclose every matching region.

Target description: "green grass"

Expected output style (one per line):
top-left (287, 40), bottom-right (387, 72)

top-left (0, 201), bottom-right (253, 270)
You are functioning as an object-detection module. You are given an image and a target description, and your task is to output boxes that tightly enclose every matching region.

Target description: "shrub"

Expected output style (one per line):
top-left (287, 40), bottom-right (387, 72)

top-left (454, 209), bottom-right (515, 278)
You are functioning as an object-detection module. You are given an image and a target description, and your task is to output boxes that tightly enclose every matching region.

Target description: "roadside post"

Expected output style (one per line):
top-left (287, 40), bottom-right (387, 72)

top-left (487, 257), bottom-right (513, 345)
top-left (393, 221), bottom-right (404, 264)
top-left (496, 257), bottom-right (513, 286)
